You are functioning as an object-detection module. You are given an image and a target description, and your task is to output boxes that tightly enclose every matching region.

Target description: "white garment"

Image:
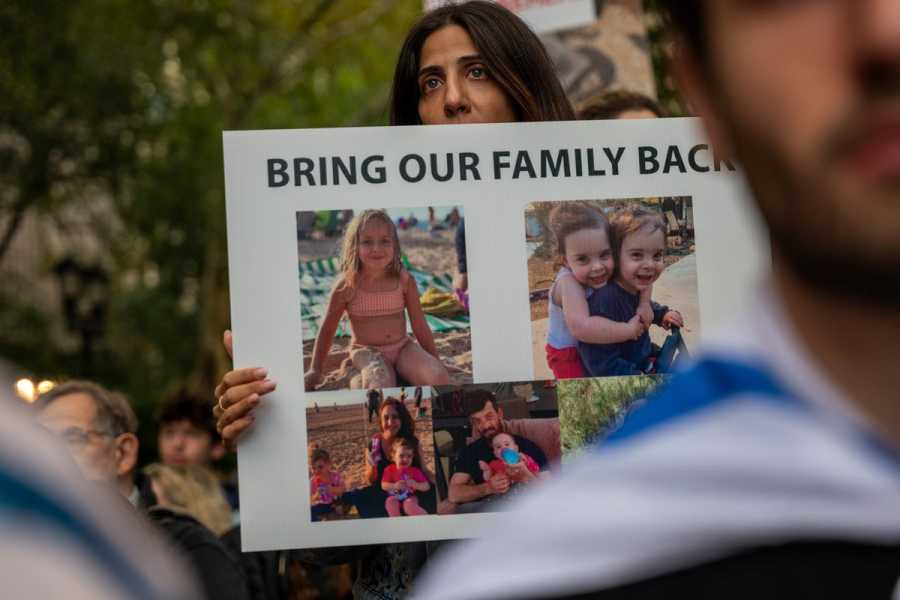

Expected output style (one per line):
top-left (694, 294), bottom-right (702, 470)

top-left (414, 291), bottom-right (900, 599)
top-left (0, 398), bottom-right (199, 599)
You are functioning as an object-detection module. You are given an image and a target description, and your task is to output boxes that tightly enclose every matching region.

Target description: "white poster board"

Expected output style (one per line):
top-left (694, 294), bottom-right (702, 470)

top-left (223, 118), bottom-right (769, 551)
top-left (424, 0), bottom-right (596, 34)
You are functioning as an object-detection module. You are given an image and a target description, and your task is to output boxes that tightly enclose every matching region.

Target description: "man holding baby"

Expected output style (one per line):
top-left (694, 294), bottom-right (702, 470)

top-left (446, 390), bottom-right (547, 512)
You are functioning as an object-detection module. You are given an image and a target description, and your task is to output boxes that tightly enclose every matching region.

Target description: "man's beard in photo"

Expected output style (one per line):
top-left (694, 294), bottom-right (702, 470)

top-left (719, 93), bottom-right (900, 307)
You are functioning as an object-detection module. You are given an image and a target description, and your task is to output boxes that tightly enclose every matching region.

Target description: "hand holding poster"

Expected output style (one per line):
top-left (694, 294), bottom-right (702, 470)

top-left (222, 118), bottom-right (768, 551)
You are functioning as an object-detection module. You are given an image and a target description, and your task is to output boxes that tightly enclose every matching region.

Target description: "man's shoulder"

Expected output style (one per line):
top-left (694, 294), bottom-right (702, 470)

top-left (512, 434), bottom-right (544, 457)
top-left (456, 437), bottom-right (490, 469)
top-left (459, 436), bottom-right (489, 455)
top-left (605, 355), bottom-right (794, 445)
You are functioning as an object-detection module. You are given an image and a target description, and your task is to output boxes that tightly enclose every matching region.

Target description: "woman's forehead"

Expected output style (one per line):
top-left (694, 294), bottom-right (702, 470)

top-left (419, 24), bottom-right (479, 71)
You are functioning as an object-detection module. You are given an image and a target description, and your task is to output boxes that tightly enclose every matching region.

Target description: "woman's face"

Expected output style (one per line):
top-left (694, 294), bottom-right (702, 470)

top-left (416, 25), bottom-right (517, 125)
top-left (380, 404), bottom-right (402, 438)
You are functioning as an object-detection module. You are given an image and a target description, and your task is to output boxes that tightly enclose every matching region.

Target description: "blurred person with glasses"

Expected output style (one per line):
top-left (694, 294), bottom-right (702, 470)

top-left (35, 380), bottom-right (141, 503)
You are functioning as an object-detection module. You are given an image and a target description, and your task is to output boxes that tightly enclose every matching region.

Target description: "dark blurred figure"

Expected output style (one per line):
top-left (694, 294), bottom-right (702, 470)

top-left (417, 0), bottom-right (900, 598)
top-left (414, 386), bottom-right (423, 415)
top-left (156, 391), bottom-right (238, 511)
top-left (2, 387), bottom-right (198, 598)
top-left (35, 381), bottom-right (249, 600)
top-left (577, 89), bottom-right (664, 120)
top-left (157, 392), bottom-right (225, 468)
top-left (366, 388), bottom-right (381, 424)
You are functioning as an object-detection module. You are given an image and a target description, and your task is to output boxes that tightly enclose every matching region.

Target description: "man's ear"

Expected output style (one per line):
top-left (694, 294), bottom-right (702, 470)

top-left (496, 407), bottom-right (504, 421)
top-left (115, 433), bottom-right (139, 477)
top-left (210, 441), bottom-right (226, 462)
top-left (670, 37), bottom-right (735, 161)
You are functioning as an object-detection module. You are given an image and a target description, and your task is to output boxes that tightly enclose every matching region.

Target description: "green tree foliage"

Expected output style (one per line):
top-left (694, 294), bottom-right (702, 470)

top-left (558, 375), bottom-right (662, 459)
top-left (0, 0), bottom-right (419, 433)
top-left (642, 0), bottom-right (686, 116)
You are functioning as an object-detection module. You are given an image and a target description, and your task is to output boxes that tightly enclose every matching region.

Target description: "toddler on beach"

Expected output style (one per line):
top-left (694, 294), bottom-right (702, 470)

top-left (309, 447), bottom-right (346, 522)
top-left (381, 437), bottom-right (430, 517)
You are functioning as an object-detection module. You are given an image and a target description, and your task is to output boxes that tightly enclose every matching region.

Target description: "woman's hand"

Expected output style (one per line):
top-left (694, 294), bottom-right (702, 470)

top-left (213, 330), bottom-right (277, 450)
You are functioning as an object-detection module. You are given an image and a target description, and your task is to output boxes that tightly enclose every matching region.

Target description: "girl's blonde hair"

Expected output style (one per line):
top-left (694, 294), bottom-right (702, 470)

top-left (547, 202), bottom-right (610, 269)
top-left (144, 463), bottom-right (233, 536)
top-left (339, 210), bottom-right (403, 287)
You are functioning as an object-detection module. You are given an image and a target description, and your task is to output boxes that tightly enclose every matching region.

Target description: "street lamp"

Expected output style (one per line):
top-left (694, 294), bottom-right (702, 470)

top-left (13, 378), bottom-right (55, 403)
top-left (53, 257), bottom-right (109, 377)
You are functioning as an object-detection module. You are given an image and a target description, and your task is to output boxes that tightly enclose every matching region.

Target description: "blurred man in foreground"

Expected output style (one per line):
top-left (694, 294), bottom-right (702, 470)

top-left (1, 385), bottom-right (197, 598)
top-left (35, 381), bottom-right (248, 600)
top-left (417, 1), bottom-right (900, 597)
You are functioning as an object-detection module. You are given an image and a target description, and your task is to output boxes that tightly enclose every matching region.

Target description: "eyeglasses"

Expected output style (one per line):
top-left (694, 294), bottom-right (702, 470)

top-left (57, 427), bottom-right (115, 447)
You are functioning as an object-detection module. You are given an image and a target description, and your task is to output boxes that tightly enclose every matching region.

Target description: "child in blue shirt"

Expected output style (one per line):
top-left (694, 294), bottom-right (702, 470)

top-left (579, 206), bottom-right (684, 376)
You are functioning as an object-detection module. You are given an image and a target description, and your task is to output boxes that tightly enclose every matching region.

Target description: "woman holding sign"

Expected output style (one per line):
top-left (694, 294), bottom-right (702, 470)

top-left (214, 2), bottom-right (574, 598)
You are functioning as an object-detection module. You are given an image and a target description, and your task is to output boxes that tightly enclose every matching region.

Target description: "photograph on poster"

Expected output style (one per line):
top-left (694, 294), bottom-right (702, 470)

top-left (306, 386), bottom-right (437, 521)
top-left (556, 375), bottom-right (662, 462)
top-left (223, 118), bottom-right (768, 551)
top-left (431, 381), bottom-right (559, 514)
top-left (526, 197), bottom-right (699, 380)
top-left (297, 206), bottom-right (472, 392)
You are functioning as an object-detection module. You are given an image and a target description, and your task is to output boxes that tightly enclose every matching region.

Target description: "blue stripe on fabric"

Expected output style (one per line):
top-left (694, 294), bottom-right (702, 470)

top-left (605, 357), bottom-right (800, 445)
top-left (0, 468), bottom-right (155, 599)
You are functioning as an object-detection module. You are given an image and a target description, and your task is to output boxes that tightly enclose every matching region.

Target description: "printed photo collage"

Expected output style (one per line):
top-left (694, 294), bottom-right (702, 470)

top-left (297, 197), bottom-right (698, 523)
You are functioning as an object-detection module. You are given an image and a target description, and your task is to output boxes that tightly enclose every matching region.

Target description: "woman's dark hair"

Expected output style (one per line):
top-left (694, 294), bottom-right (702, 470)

top-left (378, 396), bottom-right (416, 440)
top-left (658, 1), bottom-right (706, 59)
top-left (389, 1), bottom-right (575, 125)
top-left (577, 90), bottom-right (665, 120)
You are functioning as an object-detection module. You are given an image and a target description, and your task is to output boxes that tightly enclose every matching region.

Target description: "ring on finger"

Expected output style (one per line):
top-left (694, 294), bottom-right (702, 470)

top-left (217, 395), bottom-right (226, 412)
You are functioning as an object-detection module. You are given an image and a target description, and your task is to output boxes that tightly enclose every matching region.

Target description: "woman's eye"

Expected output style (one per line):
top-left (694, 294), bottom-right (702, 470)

top-left (469, 66), bottom-right (486, 78)
top-left (422, 77), bottom-right (442, 93)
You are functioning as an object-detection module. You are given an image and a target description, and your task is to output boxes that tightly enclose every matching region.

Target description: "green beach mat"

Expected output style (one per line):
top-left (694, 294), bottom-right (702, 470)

top-left (299, 256), bottom-right (469, 338)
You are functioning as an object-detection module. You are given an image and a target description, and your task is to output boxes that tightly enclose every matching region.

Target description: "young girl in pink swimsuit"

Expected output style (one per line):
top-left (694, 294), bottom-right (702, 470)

top-left (304, 210), bottom-right (451, 390)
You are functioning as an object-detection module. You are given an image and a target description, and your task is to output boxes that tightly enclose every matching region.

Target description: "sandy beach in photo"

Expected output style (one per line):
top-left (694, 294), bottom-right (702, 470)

top-left (306, 399), bottom-right (436, 492)
top-left (299, 219), bottom-right (473, 391)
